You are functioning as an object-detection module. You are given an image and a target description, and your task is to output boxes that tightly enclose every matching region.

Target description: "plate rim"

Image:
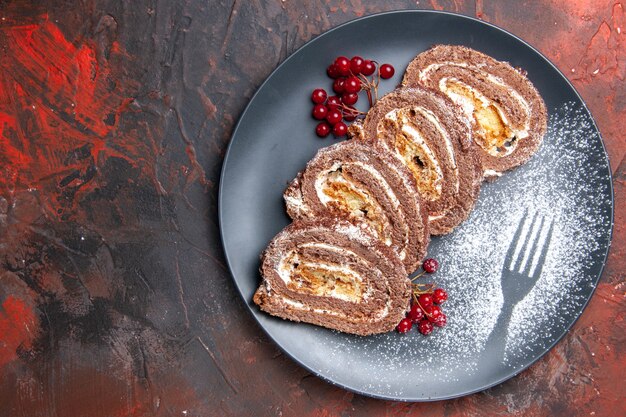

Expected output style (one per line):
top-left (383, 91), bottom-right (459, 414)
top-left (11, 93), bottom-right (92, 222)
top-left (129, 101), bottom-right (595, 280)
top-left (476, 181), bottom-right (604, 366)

top-left (218, 9), bottom-right (615, 401)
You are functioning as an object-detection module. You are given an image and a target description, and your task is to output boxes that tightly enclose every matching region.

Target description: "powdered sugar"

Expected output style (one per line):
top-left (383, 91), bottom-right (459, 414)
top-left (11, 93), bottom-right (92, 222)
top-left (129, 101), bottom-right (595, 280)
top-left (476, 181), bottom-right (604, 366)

top-left (331, 221), bottom-right (376, 247)
top-left (427, 102), bottom-right (612, 367)
top-left (303, 102), bottom-right (612, 397)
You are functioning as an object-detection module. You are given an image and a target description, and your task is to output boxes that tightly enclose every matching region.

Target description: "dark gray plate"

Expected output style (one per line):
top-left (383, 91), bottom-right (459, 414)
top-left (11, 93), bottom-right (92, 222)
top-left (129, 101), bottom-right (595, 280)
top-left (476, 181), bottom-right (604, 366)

top-left (218, 10), bottom-right (613, 401)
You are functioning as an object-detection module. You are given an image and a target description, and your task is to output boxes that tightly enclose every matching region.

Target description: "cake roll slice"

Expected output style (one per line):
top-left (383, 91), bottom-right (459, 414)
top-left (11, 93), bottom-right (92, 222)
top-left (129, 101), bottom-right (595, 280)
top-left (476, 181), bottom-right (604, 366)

top-left (284, 140), bottom-right (428, 273)
top-left (402, 45), bottom-right (547, 178)
top-left (253, 218), bottom-right (411, 335)
top-left (351, 87), bottom-right (482, 235)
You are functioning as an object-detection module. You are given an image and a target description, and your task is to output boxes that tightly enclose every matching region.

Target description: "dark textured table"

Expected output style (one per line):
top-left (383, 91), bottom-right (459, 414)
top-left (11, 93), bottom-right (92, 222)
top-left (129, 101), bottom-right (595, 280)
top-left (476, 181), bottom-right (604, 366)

top-left (0, 1), bottom-right (624, 416)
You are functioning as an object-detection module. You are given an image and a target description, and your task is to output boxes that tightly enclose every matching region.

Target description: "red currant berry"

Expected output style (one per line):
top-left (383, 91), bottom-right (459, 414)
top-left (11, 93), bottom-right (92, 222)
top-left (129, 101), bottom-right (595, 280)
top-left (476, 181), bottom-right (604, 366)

top-left (418, 293), bottom-right (433, 308)
top-left (341, 92), bottom-right (358, 106)
top-left (350, 56), bottom-right (364, 74)
top-left (333, 121), bottom-right (348, 137)
top-left (433, 313), bottom-right (447, 327)
top-left (424, 304), bottom-right (442, 322)
top-left (343, 106), bottom-right (358, 121)
top-left (344, 76), bottom-right (361, 94)
top-left (408, 303), bottom-right (424, 323)
top-left (327, 64), bottom-right (340, 79)
top-left (379, 63), bottom-right (395, 79)
top-left (397, 317), bottom-right (412, 334)
top-left (361, 60), bottom-right (376, 76)
top-left (326, 109), bottom-right (342, 125)
top-left (433, 288), bottom-right (448, 304)
top-left (418, 319), bottom-right (434, 335)
top-left (334, 56), bottom-right (351, 76)
top-left (315, 122), bottom-right (331, 138)
top-left (422, 258), bottom-right (439, 273)
top-left (326, 95), bottom-right (341, 110)
top-left (312, 104), bottom-right (328, 120)
top-left (333, 78), bottom-right (346, 94)
top-left (311, 88), bottom-right (327, 104)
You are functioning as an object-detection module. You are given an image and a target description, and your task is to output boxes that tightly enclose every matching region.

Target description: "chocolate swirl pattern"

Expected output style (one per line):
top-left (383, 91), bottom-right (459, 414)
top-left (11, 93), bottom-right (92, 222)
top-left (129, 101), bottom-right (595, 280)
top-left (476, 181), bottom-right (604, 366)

top-left (255, 45), bottom-right (549, 336)
top-left (403, 45), bottom-right (547, 178)
top-left (253, 218), bottom-right (411, 336)
top-left (284, 140), bottom-right (429, 272)
top-left (352, 87), bottom-right (482, 235)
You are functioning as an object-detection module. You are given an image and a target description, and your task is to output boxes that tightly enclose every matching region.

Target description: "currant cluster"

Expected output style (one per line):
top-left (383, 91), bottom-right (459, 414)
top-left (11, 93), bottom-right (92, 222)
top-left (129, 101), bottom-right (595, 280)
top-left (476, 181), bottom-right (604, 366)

top-left (397, 258), bottom-right (449, 335)
top-left (311, 55), bottom-right (395, 138)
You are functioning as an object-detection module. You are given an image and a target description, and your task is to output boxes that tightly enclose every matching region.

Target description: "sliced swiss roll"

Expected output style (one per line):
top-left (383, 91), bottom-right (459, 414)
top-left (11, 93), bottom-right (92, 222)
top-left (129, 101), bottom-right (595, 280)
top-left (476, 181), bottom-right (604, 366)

top-left (350, 87), bottom-right (482, 235)
top-left (284, 140), bottom-right (428, 272)
top-left (253, 218), bottom-right (411, 336)
top-left (402, 45), bottom-right (547, 178)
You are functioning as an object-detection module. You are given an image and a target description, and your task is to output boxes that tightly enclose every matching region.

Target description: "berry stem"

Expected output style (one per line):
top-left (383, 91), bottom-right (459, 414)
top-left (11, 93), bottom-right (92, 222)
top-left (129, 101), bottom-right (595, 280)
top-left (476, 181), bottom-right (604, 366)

top-left (357, 73), bottom-right (370, 86)
top-left (374, 71), bottom-right (380, 102)
top-left (355, 71), bottom-right (379, 108)
top-left (411, 282), bottom-right (436, 294)
top-left (338, 102), bottom-right (367, 117)
top-left (410, 271), bottom-right (426, 281)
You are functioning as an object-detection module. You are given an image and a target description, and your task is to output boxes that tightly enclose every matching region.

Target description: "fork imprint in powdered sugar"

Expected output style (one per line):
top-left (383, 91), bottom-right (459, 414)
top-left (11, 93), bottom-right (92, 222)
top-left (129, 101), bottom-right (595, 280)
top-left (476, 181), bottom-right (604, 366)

top-left (296, 103), bottom-right (610, 393)
top-left (483, 209), bottom-right (555, 363)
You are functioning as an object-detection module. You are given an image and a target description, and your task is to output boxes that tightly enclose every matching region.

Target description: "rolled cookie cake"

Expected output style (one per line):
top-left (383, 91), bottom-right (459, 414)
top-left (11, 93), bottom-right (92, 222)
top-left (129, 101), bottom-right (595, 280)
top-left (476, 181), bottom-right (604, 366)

top-left (403, 45), bottom-right (547, 178)
top-left (253, 218), bottom-right (411, 336)
top-left (284, 140), bottom-right (429, 272)
top-left (351, 87), bottom-right (482, 235)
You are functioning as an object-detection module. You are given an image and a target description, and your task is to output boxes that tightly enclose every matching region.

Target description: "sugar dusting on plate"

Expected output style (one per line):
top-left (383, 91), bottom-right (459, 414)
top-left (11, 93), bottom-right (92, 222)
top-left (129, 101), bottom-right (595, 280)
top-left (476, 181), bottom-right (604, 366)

top-left (306, 103), bottom-right (612, 397)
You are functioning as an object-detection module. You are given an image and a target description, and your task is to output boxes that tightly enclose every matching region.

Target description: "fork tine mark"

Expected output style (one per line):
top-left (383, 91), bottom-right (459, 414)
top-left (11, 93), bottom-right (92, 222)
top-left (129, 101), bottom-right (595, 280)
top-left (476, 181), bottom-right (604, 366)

top-left (522, 215), bottom-right (546, 277)
top-left (504, 209), bottom-right (528, 270)
top-left (531, 219), bottom-right (555, 280)
top-left (513, 211), bottom-right (539, 273)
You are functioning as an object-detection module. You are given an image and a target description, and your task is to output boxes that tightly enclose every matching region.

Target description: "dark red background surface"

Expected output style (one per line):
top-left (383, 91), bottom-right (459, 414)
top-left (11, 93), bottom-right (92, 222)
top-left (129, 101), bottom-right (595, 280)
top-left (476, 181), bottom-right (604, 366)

top-left (0, 1), bottom-right (624, 416)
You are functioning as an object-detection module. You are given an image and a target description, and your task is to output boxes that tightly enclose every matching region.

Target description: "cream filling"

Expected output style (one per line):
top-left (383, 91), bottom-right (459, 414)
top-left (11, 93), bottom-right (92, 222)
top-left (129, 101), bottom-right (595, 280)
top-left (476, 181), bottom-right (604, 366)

top-left (277, 252), bottom-right (297, 283)
top-left (275, 245), bottom-right (393, 320)
top-left (417, 61), bottom-right (533, 151)
top-left (352, 162), bottom-right (400, 210)
top-left (436, 75), bottom-right (531, 156)
top-left (314, 162), bottom-right (404, 252)
top-left (483, 169), bottom-right (503, 178)
top-left (400, 124), bottom-right (444, 194)
top-left (417, 61), bottom-right (470, 83)
top-left (299, 242), bottom-right (372, 294)
top-left (265, 234), bottom-right (392, 320)
top-left (485, 72), bottom-right (532, 128)
top-left (350, 162), bottom-right (408, 259)
top-left (299, 242), bottom-right (360, 258)
top-left (384, 106), bottom-right (459, 171)
top-left (281, 297), bottom-right (391, 322)
top-left (331, 222), bottom-right (373, 247)
top-left (398, 106), bottom-right (460, 193)
top-left (439, 77), bottom-right (489, 117)
top-left (428, 213), bottom-right (446, 221)
top-left (277, 252), bottom-right (363, 302)
top-left (440, 79), bottom-right (520, 156)
top-left (284, 190), bottom-right (310, 216)
top-left (382, 110), bottom-right (444, 196)
top-left (414, 106), bottom-right (458, 169)
top-left (315, 162), bottom-right (400, 210)
top-left (315, 163), bottom-right (374, 208)
top-left (300, 262), bottom-right (362, 302)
